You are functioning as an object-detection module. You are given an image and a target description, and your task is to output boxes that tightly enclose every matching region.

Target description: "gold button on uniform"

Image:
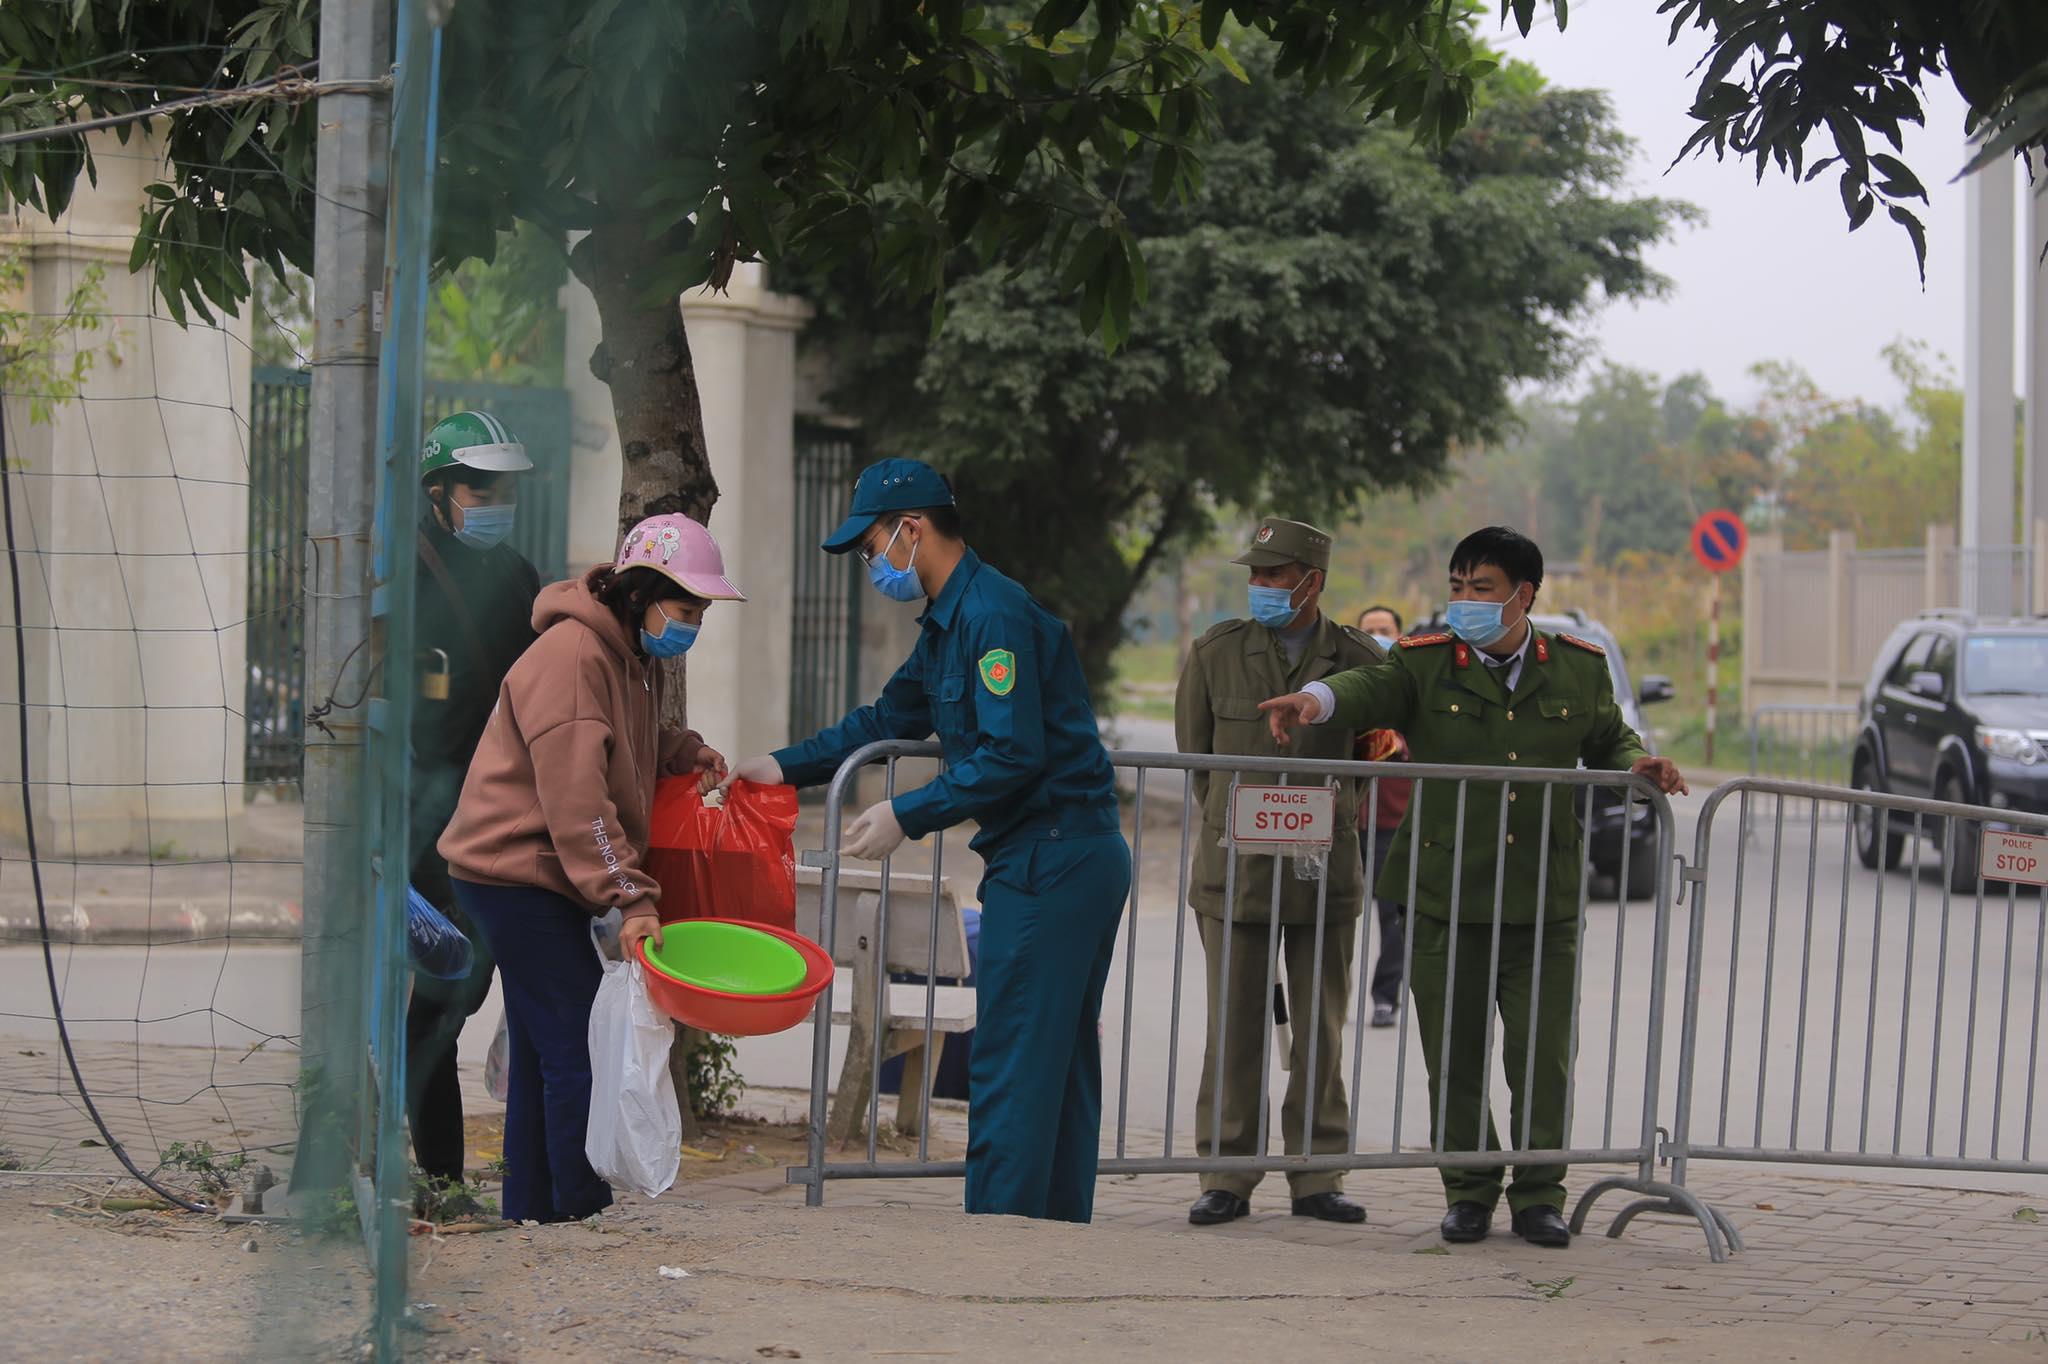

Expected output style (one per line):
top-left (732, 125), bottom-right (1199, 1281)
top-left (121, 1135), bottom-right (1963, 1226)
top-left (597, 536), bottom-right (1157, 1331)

top-left (1450, 703), bottom-right (1460, 713)
top-left (1506, 834), bottom-right (1516, 846)
top-left (1561, 706), bottom-right (1570, 718)
top-left (1508, 752), bottom-right (1518, 762)
top-left (1508, 791), bottom-right (1518, 802)
top-left (1507, 709), bottom-right (1515, 721)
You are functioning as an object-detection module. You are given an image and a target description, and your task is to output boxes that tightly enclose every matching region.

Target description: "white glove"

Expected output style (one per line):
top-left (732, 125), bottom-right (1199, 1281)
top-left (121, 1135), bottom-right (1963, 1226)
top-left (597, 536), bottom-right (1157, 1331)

top-left (716, 754), bottom-right (784, 792)
top-left (843, 799), bottom-right (907, 861)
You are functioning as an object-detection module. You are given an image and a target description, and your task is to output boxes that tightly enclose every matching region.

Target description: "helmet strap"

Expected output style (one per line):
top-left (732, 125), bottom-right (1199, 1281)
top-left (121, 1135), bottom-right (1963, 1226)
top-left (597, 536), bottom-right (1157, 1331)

top-left (428, 485), bottom-right (459, 534)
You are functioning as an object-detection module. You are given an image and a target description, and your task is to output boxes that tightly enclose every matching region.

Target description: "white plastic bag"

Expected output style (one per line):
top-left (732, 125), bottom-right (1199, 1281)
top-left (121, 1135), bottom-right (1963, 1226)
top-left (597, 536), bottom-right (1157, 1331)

top-left (584, 951), bottom-right (682, 1199)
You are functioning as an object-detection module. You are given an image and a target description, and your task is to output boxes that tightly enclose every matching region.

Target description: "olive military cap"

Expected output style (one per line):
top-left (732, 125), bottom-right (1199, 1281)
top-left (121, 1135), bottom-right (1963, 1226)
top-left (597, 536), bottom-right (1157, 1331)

top-left (1230, 517), bottom-right (1333, 571)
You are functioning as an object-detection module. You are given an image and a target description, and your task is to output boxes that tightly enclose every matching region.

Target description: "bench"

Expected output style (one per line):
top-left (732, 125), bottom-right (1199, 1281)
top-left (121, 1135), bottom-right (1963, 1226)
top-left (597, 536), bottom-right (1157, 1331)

top-left (795, 864), bottom-right (976, 1143)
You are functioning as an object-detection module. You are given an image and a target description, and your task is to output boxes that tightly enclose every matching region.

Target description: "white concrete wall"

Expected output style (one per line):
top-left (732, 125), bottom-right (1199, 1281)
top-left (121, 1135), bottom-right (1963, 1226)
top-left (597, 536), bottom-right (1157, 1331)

top-left (0, 131), bottom-right (251, 857)
top-left (561, 262), bottom-right (811, 758)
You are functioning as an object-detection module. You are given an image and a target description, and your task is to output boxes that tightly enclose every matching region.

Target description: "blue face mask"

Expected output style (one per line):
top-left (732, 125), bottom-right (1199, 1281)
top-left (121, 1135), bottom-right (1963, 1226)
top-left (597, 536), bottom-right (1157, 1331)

top-left (641, 617), bottom-right (699, 659)
top-left (1369, 633), bottom-right (1398, 651)
top-left (1248, 571), bottom-right (1316, 630)
top-left (865, 521), bottom-right (925, 603)
top-left (1445, 596), bottom-right (1517, 648)
top-left (1248, 585), bottom-right (1299, 628)
top-left (453, 502), bottom-right (516, 551)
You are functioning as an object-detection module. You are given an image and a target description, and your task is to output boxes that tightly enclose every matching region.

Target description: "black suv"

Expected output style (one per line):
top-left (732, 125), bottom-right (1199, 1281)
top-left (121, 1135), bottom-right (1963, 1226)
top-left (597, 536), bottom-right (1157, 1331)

top-left (1852, 612), bottom-right (2048, 890)
top-left (1416, 609), bottom-right (1676, 898)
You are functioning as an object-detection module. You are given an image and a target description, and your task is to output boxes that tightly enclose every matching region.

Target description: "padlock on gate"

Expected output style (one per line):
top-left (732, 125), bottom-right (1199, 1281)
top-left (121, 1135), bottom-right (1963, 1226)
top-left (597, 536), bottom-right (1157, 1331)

top-left (419, 647), bottom-right (451, 701)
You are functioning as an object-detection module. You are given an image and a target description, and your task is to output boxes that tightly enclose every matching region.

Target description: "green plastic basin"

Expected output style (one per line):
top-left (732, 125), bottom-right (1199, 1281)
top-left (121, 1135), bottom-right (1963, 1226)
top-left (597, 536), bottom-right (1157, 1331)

top-left (644, 920), bottom-right (809, 996)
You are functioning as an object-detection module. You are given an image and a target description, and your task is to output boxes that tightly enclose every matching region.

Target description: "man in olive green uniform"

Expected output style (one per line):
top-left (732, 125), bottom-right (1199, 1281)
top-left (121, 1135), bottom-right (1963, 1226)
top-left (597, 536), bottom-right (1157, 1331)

top-left (1176, 517), bottom-right (1385, 1227)
top-left (1259, 527), bottom-right (1687, 1248)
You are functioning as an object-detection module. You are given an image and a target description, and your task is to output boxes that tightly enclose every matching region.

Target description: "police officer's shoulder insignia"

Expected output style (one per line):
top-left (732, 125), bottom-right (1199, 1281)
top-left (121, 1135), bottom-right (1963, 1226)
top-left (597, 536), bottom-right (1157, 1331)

top-left (1193, 618), bottom-right (1251, 651)
top-left (978, 648), bottom-right (1017, 696)
top-left (1558, 633), bottom-right (1606, 656)
top-left (1396, 632), bottom-right (1452, 649)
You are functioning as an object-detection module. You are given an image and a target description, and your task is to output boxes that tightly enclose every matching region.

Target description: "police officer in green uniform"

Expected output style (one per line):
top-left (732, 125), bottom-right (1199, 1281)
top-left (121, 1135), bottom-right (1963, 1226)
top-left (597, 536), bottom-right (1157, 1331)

top-left (1176, 517), bottom-right (1384, 1227)
top-left (1259, 527), bottom-right (1687, 1248)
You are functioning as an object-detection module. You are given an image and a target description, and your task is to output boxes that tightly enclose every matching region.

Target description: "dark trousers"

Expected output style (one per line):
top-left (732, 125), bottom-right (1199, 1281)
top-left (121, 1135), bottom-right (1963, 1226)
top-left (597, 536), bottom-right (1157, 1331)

top-left (405, 894), bottom-right (496, 1186)
top-left (1193, 914), bottom-right (1356, 1198)
top-left (1363, 832), bottom-right (1408, 1013)
top-left (1406, 913), bottom-right (1580, 1213)
top-left (965, 831), bottom-right (1130, 1224)
top-left (453, 879), bottom-right (613, 1223)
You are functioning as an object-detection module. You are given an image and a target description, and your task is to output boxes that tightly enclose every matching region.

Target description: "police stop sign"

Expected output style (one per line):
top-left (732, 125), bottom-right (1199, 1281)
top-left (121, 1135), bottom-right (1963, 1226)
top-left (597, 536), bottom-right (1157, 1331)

top-left (1981, 830), bottom-right (2048, 887)
top-left (1230, 784), bottom-right (1336, 849)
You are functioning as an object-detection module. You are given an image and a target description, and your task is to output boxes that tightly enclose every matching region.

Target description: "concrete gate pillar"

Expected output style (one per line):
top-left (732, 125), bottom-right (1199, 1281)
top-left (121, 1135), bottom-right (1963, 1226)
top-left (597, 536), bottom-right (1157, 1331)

top-left (560, 263), bottom-right (811, 759)
top-left (0, 131), bottom-right (251, 858)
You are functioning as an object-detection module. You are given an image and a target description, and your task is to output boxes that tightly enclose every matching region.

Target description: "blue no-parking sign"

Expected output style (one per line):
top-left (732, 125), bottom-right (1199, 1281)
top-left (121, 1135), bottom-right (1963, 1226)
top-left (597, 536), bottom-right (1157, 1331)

top-left (1691, 509), bottom-right (1747, 573)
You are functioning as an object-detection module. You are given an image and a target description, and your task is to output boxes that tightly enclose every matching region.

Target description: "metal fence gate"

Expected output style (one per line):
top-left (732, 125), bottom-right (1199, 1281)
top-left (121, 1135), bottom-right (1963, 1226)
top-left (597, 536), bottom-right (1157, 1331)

top-left (247, 366), bottom-right (312, 786)
top-left (790, 422), bottom-right (864, 748)
top-left (245, 368), bottom-right (572, 787)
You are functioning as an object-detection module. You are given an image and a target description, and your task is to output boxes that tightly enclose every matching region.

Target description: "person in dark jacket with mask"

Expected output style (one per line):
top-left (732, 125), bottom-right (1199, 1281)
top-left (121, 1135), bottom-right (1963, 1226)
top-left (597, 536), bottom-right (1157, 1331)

top-left (406, 410), bottom-right (541, 1195)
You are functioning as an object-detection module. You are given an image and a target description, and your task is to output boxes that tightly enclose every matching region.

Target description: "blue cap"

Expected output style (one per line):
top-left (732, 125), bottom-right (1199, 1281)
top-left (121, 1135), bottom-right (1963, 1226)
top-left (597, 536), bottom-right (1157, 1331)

top-left (821, 458), bottom-right (956, 554)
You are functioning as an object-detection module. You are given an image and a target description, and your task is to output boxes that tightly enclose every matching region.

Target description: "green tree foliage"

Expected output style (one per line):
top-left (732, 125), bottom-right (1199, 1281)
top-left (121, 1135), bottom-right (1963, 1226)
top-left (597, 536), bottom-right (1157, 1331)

top-left (1506, 0), bottom-right (2048, 279)
top-left (1533, 367), bottom-right (1693, 565)
top-left (1, 0), bottom-right (1501, 535)
top-left (0, 237), bottom-right (121, 425)
top-left (426, 223), bottom-right (568, 387)
top-left (247, 223), bottom-right (569, 381)
top-left (1763, 343), bottom-right (1964, 549)
top-left (795, 57), bottom-right (1683, 680)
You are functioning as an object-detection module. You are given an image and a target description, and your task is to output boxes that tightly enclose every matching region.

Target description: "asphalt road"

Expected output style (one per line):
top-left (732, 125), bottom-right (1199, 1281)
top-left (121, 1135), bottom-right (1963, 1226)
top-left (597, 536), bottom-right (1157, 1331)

top-left (730, 776), bottom-right (2048, 1194)
top-left (6, 767), bottom-right (2043, 1197)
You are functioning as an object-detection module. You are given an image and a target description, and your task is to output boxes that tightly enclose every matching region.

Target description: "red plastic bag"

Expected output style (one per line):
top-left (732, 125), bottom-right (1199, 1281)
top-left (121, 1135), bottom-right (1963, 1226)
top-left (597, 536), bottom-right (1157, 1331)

top-left (645, 778), bottom-right (799, 930)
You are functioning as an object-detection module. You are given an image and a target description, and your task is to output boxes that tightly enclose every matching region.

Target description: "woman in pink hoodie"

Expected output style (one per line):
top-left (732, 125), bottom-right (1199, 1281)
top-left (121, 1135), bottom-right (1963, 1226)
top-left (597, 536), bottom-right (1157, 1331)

top-left (439, 513), bottom-right (742, 1222)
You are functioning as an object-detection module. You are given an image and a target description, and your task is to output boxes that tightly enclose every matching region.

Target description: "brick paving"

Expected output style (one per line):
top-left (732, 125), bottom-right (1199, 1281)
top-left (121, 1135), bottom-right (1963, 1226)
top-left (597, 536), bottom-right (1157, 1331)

top-left (12, 1043), bottom-right (2048, 1345)
top-left (0, 1040), bottom-right (297, 1174)
top-left (699, 1089), bottom-right (2048, 1345)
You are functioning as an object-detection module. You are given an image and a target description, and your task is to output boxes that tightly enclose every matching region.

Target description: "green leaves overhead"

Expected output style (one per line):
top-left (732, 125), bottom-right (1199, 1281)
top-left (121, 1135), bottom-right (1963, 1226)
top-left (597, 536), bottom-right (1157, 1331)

top-left (1500, 0), bottom-right (2048, 284)
top-left (0, 0), bottom-right (317, 325)
top-left (2, 0), bottom-right (1515, 350)
top-left (792, 63), bottom-right (1682, 685)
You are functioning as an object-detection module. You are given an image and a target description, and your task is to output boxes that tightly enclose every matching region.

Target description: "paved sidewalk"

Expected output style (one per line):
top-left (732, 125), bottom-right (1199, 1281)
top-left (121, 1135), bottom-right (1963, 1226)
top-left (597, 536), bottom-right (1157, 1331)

top-left (0, 1040), bottom-right (298, 1174)
top-left (15, 1047), bottom-right (2048, 1347)
top-left (702, 1090), bottom-right (2048, 1347)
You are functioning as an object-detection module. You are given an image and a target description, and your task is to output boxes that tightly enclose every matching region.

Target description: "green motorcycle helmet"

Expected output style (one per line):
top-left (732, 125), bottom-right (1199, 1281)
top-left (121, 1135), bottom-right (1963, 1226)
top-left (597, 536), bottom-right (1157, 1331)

top-left (418, 410), bottom-right (533, 484)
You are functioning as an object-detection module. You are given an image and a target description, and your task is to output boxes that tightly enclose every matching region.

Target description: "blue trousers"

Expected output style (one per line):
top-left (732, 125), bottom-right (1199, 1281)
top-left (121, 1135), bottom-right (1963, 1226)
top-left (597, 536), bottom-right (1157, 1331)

top-left (453, 880), bottom-right (613, 1223)
top-left (965, 830), bottom-right (1130, 1223)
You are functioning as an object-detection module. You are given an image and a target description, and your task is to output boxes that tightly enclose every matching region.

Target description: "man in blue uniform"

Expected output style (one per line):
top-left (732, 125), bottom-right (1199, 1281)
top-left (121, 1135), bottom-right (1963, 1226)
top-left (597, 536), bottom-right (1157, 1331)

top-left (724, 458), bottom-right (1129, 1223)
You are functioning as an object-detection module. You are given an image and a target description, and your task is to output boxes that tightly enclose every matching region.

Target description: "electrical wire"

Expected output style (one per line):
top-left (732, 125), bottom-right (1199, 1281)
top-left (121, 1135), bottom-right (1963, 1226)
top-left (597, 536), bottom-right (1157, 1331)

top-left (0, 63), bottom-right (389, 149)
top-left (0, 400), bottom-right (210, 1216)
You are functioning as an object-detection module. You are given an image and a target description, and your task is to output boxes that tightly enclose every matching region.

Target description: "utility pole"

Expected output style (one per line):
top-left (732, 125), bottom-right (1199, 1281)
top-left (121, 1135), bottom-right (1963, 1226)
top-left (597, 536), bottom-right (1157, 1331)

top-left (294, 0), bottom-right (390, 1198)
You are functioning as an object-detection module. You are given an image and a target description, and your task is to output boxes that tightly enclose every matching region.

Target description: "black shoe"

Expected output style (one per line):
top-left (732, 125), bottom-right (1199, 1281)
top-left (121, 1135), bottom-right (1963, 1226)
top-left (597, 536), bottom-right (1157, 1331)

top-left (1291, 1192), bottom-right (1367, 1224)
top-left (1371, 1003), bottom-right (1397, 1028)
top-left (1188, 1190), bottom-right (1251, 1226)
top-left (1440, 1201), bottom-right (1493, 1243)
top-left (1511, 1205), bottom-right (1571, 1248)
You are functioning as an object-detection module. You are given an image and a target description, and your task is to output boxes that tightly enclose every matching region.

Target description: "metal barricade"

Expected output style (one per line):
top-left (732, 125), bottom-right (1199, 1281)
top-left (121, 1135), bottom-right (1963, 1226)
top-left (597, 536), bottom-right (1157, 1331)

top-left (1669, 779), bottom-right (2048, 1201)
top-left (791, 740), bottom-right (1731, 1258)
top-left (1746, 704), bottom-right (1859, 787)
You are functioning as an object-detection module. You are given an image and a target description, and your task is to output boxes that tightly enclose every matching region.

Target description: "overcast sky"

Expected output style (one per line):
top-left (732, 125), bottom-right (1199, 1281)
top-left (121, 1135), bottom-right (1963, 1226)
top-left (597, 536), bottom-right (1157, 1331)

top-left (1496, 0), bottom-right (1987, 413)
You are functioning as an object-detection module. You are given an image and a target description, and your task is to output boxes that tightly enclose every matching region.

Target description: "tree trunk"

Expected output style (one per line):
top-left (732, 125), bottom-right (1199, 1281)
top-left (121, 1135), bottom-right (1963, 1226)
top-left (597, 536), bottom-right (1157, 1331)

top-left (576, 221), bottom-right (718, 529)
top-left (576, 216), bottom-right (721, 1146)
top-left (1173, 557), bottom-right (1194, 672)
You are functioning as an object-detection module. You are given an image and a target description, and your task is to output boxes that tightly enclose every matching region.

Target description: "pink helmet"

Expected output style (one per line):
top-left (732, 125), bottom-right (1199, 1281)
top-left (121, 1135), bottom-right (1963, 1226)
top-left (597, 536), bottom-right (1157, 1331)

top-left (615, 513), bottom-right (746, 601)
